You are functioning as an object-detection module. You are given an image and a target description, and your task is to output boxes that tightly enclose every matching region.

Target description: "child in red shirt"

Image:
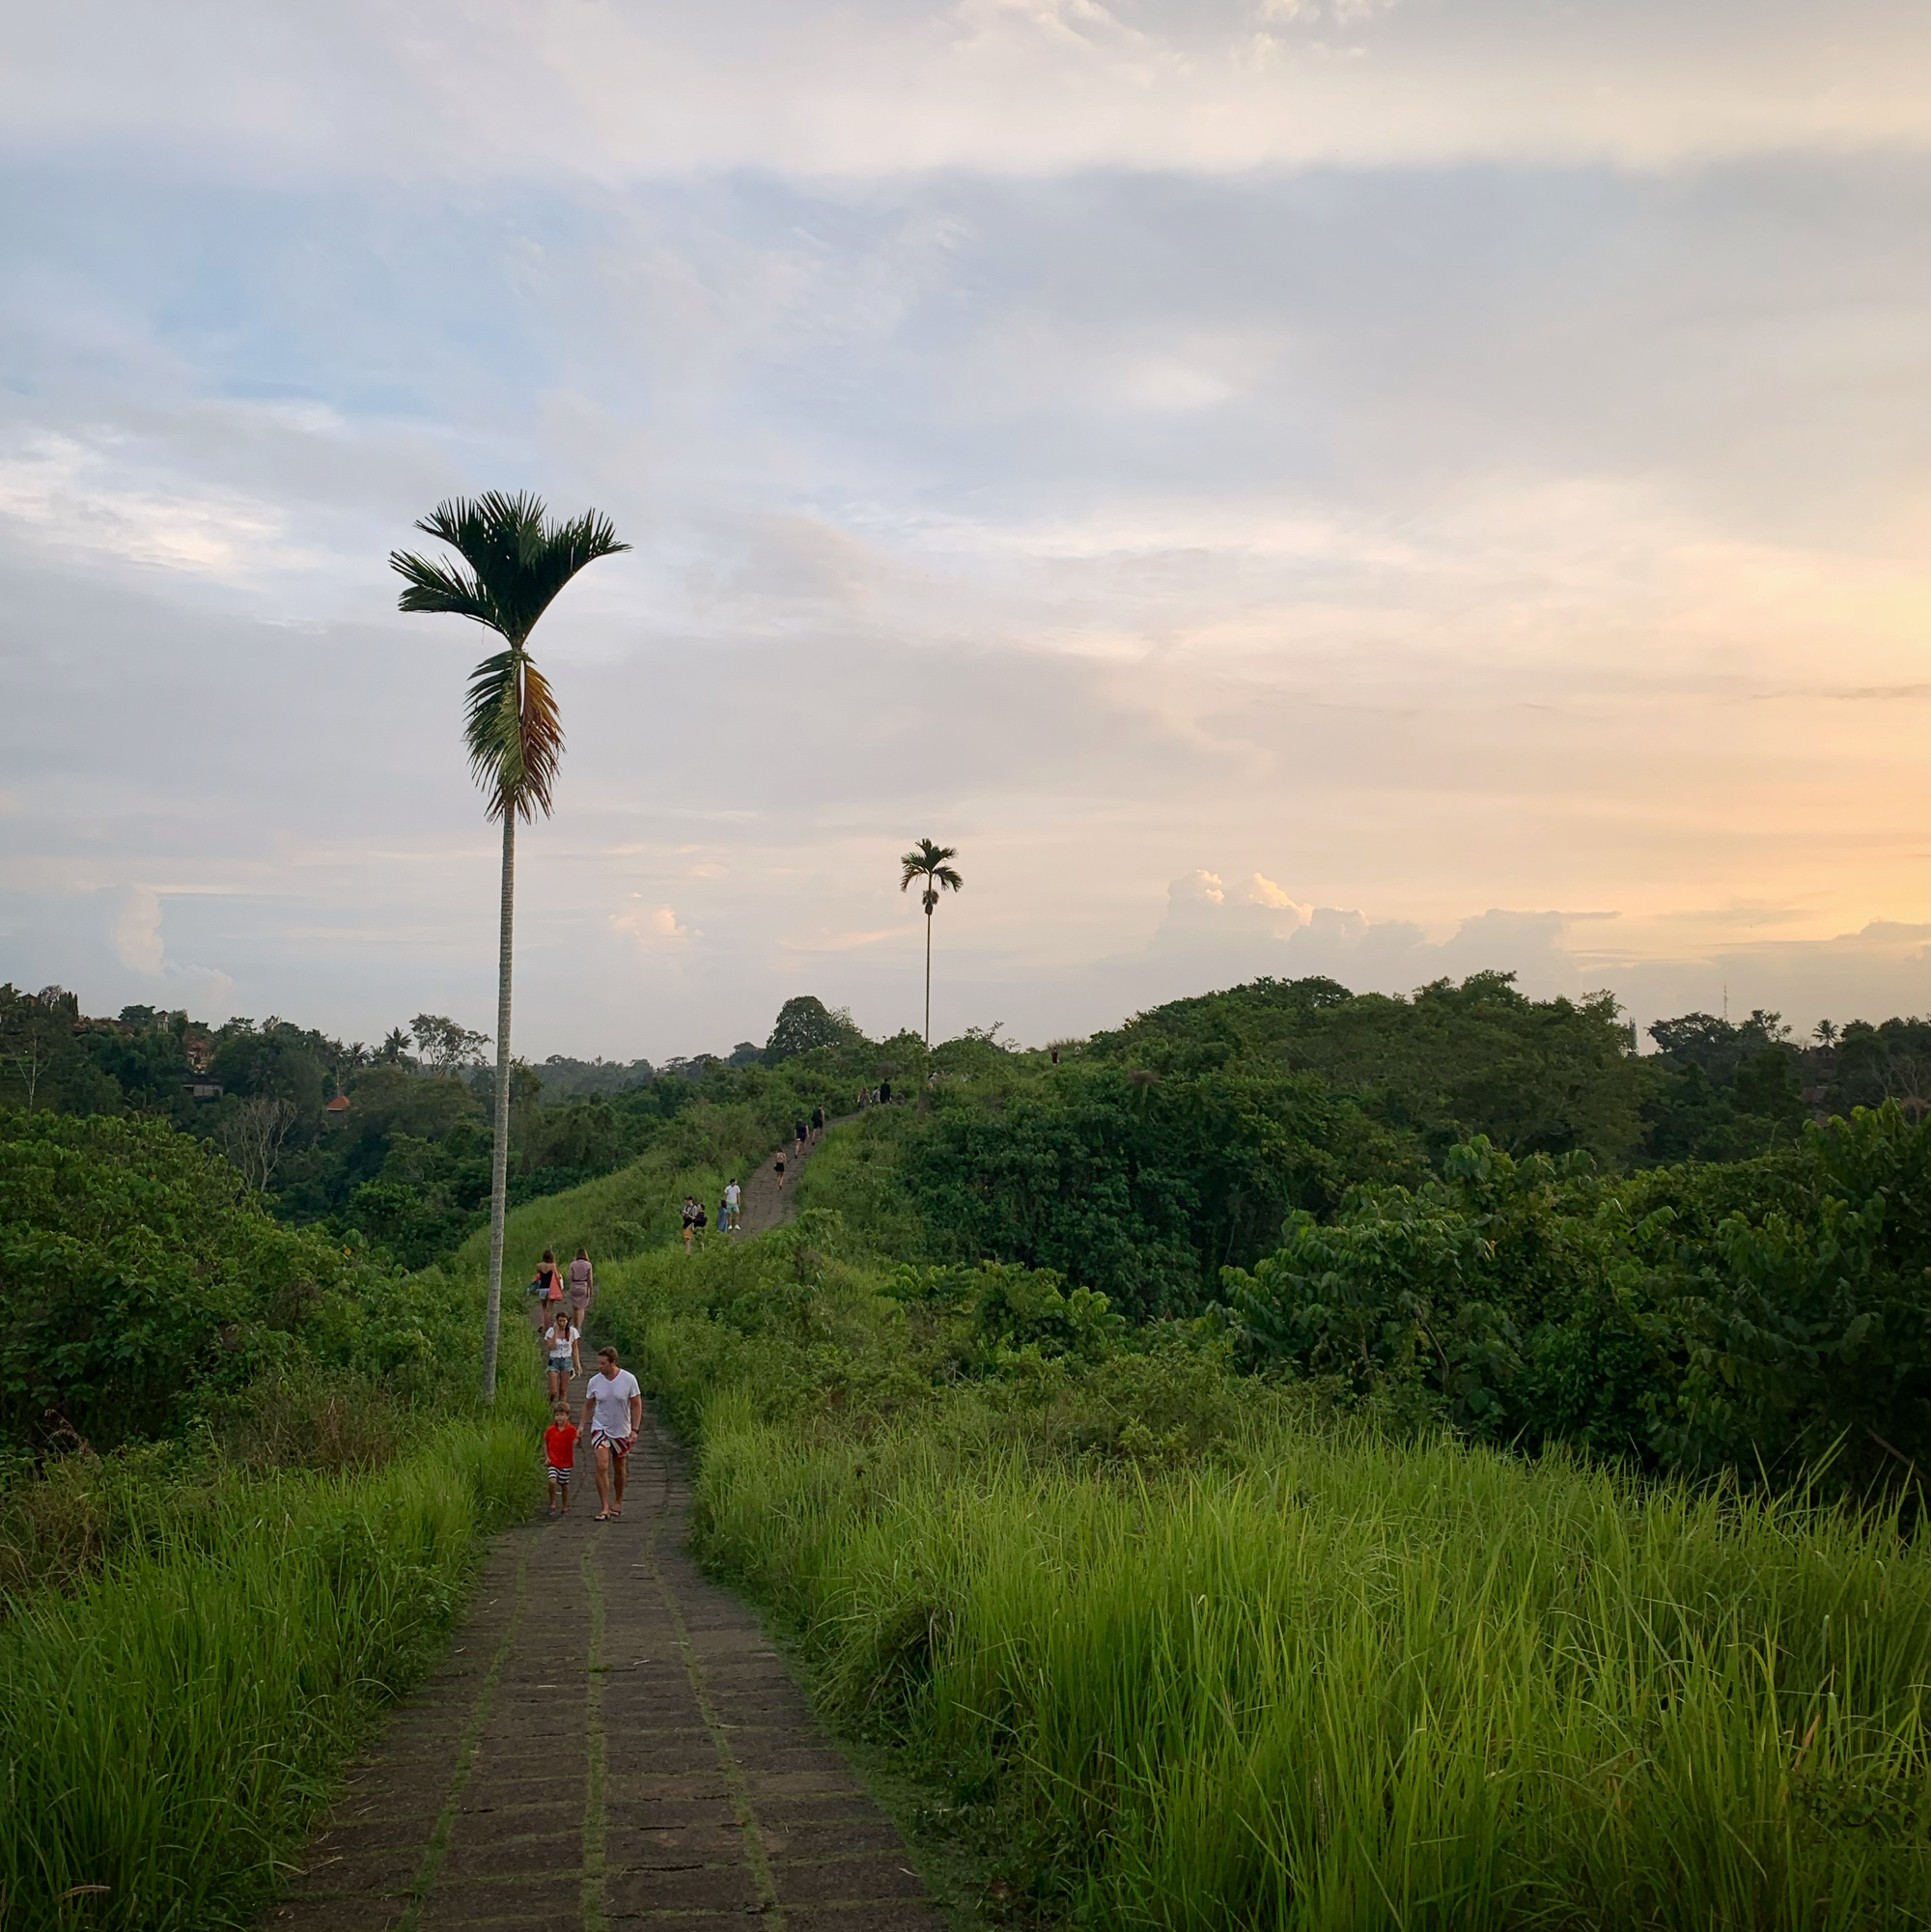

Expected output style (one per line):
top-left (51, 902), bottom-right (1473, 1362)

top-left (545, 1406), bottom-right (579, 1517)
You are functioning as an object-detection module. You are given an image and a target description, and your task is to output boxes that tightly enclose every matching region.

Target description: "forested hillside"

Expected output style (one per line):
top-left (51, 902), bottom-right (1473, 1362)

top-left (5, 965), bottom-right (1930, 1929)
top-left (585, 969), bottom-right (1931, 1927)
top-left (0, 985), bottom-right (885, 1266)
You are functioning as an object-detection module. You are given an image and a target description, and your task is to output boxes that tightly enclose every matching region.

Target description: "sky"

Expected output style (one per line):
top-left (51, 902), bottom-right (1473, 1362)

top-left (4, 0), bottom-right (1931, 1060)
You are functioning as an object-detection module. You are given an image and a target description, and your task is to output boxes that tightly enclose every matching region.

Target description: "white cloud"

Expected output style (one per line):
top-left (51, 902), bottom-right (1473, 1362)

top-left (0, 431), bottom-right (341, 591)
top-left (112, 885), bottom-right (165, 974)
top-left (7, 1), bottom-right (1931, 179)
top-left (4, 11), bottom-right (1931, 1059)
top-left (611, 900), bottom-right (696, 948)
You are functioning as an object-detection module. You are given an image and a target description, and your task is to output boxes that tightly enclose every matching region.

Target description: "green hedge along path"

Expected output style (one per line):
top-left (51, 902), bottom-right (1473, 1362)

top-left (266, 1353), bottom-right (940, 1929)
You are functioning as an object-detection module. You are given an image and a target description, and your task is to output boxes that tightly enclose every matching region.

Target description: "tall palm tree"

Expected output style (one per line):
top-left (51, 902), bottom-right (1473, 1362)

top-left (392, 492), bottom-right (629, 1402)
top-left (899, 839), bottom-right (963, 1049)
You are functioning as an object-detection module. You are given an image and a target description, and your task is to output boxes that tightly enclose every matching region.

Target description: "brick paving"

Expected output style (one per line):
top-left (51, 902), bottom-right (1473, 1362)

top-left (266, 1388), bottom-right (945, 1931)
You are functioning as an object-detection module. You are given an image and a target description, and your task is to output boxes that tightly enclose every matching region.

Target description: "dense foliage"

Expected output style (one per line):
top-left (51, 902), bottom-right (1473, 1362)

top-left (0, 1111), bottom-right (439, 1455)
top-left (783, 975), bottom-right (1931, 1502)
top-left (801, 973), bottom-right (1651, 1318)
top-left (1217, 1105), bottom-right (1931, 1493)
top-left (0, 987), bottom-right (882, 1267)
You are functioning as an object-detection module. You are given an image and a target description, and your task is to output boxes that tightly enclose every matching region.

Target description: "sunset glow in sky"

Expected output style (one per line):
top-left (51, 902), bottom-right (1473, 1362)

top-left (4, 1), bottom-right (1930, 1056)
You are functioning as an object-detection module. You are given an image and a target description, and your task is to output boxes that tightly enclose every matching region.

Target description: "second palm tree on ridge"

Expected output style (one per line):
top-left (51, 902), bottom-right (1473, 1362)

top-left (900, 838), bottom-right (963, 1050)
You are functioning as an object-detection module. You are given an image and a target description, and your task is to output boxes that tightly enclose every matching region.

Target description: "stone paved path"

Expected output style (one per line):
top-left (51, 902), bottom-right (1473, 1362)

top-left (266, 1387), bottom-right (946, 1932)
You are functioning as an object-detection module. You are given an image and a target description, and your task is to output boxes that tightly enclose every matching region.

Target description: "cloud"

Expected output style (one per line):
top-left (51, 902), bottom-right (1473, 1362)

top-left (4, 14), bottom-right (1931, 1061)
top-left (1150, 869), bottom-right (1310, 954)
top-left (112, 885), bottom-right (165, 973)
top-left (7, 1), bottom-right (1931, 180)
top-left (611, 900), bottom-right (696, 948)
top-left (1121, 874), bottom-right (1577, 1008)
top-left (0, 434), bottom-right (319, 586)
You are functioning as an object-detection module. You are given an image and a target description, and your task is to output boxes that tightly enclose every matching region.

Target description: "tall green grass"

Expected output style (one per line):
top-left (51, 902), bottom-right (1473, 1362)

top-left (0, 1119), bottom-right (766, 1931)
top-left (601, 1221), bottom-right (1931, 1929)
top-left (702, 1409), bottom-right (1931, 1927)
top-left (0, 1417), bottom-right (536, 1932)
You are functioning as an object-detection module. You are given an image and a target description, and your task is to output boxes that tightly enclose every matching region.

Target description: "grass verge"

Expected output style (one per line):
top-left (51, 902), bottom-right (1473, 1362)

top-left (0, 1113), bottom-right (784, 1932)
top-left (593, 1200), bottom-right (1931, 1930)
top-left (0, 1416), bottom-right (539, 1932)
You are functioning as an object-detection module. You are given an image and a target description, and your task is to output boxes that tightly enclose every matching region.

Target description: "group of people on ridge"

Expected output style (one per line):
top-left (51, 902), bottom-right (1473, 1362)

top-left (527, 1105), bottom-right (851, 1512)
top-left (675, 1106), bottom-right (834, 1248)
top-left (527, 1246), bottom-right (640, 1524)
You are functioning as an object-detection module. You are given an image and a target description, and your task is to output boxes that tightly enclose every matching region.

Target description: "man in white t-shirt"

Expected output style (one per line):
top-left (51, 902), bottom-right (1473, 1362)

top-left (579, 1346), bottom-right (644, 1521)
top-left (723, 1178), bottom-right (742, 1232)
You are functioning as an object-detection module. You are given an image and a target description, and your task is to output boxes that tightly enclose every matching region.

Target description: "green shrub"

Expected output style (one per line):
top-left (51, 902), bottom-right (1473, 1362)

top-left (0, 1110), bottom-right (426, 1453)
top-left (1218, 1106), bottom-right (1931, 1495)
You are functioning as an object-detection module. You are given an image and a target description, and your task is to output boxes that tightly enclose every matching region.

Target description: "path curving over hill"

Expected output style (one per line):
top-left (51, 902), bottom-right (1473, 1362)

top-left (735, 1118), bottom-right (849, 1238)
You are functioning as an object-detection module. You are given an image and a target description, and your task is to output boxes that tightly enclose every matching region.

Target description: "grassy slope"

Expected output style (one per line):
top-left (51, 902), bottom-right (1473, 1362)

top-left (0, 1113), bottom-right (768, 1932)
top-left (597, 1130), bottom-right (1931, 1931)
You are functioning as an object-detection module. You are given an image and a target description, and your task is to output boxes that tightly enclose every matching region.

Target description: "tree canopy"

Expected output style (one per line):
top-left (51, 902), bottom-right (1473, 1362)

top-left (765, 994), bottom-right (863, 1066)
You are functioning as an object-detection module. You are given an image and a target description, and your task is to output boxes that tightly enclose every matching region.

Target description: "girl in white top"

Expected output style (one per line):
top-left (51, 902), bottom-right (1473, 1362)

top-left (543, 1309), bottom-right (581, 1401)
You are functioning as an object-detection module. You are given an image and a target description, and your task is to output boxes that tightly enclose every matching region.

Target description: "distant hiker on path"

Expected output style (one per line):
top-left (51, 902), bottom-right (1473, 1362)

top-left (543, 1306), bottom-right (580, 1402)
top-left (774, 1148), bottom-right (787, 1191)
top-left (529, 1249), bottom-right (563, 1331)
top-left (810, 1105), bottom-right (825, 1141)
top-left (567, 1247), bottom-right (595, 1327)
top-left (723, 1177), bottom-right (742, 1231)
top-left (580, 1347), bottom-right (642, 1522)
top-left (544, 1404), bottom-right (578, 1518)
top-left (795, 1118), bottom-right (807, 1157)
top-left (681, 1196), bottom-right (701, 1254)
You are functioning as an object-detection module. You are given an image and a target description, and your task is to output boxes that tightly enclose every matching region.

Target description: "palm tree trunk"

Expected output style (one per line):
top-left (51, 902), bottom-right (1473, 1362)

top-left (924, 891), bottom-right (933, 1049)
top-left (482, 808), bottom-right (516, 1403)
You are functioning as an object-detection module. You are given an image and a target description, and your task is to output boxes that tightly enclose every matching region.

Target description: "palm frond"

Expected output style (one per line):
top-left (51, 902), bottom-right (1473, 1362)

top-left (390, 547), bottom-right (492, 624)
top-left (900, 838), bottom-right (962, 891)
top-left (464, 647), bottom-right (563, 821)
top-left (397, 490), bottom-right (627, 819)
top-left (401, 492), bottom-right (630, 646)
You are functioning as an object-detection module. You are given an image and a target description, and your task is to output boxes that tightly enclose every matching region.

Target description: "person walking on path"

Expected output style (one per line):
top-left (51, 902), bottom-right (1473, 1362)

top-left (723, 1176), bottom-right (742, 1231)
top-left (774, 1148), bottom-right (787, 1192)
top-left (794, 1117), bottom-right (807, 1159)
top-left (567, 1246), bottom-right (595, 1328)
top-left (580, 1346), bottom-right (642, 1521)
top-left (542, 1306), bottom-right (581, 1403)
top-left (681, 1195), bottom-right (700, 1254)
top-left (810, 1105), bottom-right (825, 1142)
top-left (528, 1249), bottom-right (563, 1332)
top-left (544, 1404), bottom-right (578, 1517)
